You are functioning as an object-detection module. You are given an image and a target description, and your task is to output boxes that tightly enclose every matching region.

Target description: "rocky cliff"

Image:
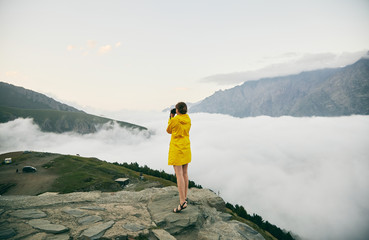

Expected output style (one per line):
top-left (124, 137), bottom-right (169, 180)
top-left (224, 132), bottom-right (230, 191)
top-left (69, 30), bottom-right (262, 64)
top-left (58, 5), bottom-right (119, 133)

top-left (0, 187), bottom-right (265, 240)
top-left (190, 58), bottom-right (369, 117)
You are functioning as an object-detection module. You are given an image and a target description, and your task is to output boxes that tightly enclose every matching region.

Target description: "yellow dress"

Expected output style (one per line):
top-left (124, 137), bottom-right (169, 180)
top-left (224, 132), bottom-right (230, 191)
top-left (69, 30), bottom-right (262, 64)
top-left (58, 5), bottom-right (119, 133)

top-left (166, 114), bottom-right (191, 166)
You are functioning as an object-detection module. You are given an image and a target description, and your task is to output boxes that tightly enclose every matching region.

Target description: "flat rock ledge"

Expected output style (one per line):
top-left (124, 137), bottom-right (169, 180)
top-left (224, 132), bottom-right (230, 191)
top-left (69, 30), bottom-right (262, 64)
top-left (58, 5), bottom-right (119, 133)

top-left (28, 219), bottom-right (69, 234)
top-left (0, 187), bottom-right (265, 240)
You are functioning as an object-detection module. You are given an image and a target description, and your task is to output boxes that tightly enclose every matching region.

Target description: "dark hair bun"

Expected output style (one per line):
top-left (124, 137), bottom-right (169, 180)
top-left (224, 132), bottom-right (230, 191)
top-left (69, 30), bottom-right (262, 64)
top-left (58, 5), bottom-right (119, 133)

top-left (175, 102), bottom-right (187, 114)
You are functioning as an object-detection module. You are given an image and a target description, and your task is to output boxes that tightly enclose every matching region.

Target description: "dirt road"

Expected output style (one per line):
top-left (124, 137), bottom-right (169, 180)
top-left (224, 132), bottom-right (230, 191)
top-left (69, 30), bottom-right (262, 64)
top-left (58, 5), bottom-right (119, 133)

top-left (0, 152), bottom-right (60, 195)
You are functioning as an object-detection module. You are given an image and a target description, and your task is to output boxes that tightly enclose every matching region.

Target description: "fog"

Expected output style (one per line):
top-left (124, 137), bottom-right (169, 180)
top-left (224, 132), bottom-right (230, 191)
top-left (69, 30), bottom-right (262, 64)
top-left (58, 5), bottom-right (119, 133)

top-left (1, 113), bottom-right (369, 240)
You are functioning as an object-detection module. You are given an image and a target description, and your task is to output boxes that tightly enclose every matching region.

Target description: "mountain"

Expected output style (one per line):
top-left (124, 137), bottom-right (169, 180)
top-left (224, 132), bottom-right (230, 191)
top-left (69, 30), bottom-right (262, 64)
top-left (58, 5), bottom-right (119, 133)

top-left (162, 102), bottom-right (199, 113)
top-left (0, 82), bottom-right (147, 133)
top-left (0, 82), bottom-right (82, 112)
top-left (190, 58), bottom-right (369, 117)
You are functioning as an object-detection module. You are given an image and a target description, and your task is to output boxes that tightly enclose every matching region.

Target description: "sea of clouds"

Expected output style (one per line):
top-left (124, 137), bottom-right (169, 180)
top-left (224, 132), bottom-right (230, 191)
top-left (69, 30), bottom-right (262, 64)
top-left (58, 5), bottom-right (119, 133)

top-left (1, 112), bottom-right (368, 240)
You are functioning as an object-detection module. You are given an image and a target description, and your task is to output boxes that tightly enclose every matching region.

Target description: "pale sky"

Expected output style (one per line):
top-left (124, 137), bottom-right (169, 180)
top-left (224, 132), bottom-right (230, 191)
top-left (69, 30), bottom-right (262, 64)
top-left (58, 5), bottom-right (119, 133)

top-left (1, 0), bottom-right (369, 111)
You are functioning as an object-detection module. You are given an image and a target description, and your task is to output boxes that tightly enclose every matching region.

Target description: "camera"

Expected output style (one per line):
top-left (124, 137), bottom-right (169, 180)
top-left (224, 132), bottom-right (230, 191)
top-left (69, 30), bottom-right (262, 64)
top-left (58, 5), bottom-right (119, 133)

top-left (170, 108), bottom-right (176, 116)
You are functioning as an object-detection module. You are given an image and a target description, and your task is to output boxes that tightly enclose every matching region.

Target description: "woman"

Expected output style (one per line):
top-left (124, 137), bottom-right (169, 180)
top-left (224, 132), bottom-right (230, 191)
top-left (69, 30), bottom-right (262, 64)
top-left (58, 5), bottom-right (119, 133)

top-left (166, 102), bottom-right (191, 213)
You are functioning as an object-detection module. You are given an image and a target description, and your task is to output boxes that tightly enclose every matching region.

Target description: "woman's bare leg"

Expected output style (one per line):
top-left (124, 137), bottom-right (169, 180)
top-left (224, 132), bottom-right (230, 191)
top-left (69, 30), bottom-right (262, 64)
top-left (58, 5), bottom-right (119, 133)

top-left (182, 164), bottom-right (189, 201)
top-left (173, 165), bottom-right (186, 206)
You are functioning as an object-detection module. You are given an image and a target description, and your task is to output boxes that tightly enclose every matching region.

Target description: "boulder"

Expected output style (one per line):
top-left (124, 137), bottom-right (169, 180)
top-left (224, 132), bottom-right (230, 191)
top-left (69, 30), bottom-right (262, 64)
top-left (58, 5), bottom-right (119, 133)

top-left (151, 229), bottom-right (176, 240)
top-left (28, 219), bottom-right (69, 234)
top-left (79, 220), bottom-right (114, 239)
top-left (79, 206), bottom-right (105, 211)
top-left (78, 215), bottom-right (102, 225)
top-left (62, 208), bottom-right (87, 218)
top-left (46, 233), bottom-right (70, 240)
top-left (122, 223), bottom-right (146, 232)
top-left (148, 187), bottom-right (203, 235)
top-left (0, 228), bottom-right (16, 239)
top-left (198, 220), bottom-right (265, 240)
top-left (10, 209), bottom-right (46, 219)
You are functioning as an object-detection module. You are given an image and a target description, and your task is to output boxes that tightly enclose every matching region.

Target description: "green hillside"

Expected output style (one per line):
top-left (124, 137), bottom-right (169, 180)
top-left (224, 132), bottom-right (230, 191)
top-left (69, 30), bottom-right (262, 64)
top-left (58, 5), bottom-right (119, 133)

top-left (0, 82), bottom-right (147, 133)
top-left (0, 151), bottom-right (174, 195)
top-left (0, 82), bottom-right (81, 112)
top-left (0, 106), bottom-right (147, 133)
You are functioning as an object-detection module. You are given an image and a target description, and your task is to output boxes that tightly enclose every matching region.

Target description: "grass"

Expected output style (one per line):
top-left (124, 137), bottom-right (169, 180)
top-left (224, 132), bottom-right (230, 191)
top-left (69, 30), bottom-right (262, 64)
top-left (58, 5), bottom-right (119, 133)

top-left (1, 151), bottom-right (174, 194)
top-left (42, 154), bottom-right (174, 193)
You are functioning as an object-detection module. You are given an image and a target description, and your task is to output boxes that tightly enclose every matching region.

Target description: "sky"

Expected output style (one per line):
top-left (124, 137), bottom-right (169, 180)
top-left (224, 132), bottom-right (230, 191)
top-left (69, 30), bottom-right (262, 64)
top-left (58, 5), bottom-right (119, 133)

top-left (1, 113), bottom-right (369, 240)
top-left (1, 0), bottom-right (369, 111)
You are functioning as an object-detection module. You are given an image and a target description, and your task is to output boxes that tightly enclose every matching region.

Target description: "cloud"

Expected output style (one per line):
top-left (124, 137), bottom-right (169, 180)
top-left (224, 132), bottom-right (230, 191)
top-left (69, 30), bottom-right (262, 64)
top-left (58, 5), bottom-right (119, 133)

top-left (1, 113), bottom-right (369, 240)
top-left (202, 50), bottom-right (368, 86)
top-left (98, 45), bottom-right (112, 55)
top-left (174, 87), bottom-right (189, 91)
top-left (66, 45), bottom-right (76, 51)
top-left (66, 41), bottom-right (118, 55)
top-left (87, 40), bottom-right (97, 49)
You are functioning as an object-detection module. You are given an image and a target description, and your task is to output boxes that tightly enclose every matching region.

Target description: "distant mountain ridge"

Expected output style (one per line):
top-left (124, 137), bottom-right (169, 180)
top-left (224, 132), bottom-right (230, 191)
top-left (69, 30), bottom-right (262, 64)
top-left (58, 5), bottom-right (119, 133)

top-left (0, 82), bottom-right (147, 133)
top-left (190, 58), bottom-right (369, 117)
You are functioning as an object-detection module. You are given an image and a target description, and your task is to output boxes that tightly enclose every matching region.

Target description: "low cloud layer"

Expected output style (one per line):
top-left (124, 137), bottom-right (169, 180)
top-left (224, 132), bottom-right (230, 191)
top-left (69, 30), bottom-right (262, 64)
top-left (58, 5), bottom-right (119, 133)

top-left (202, 51), bottom-right (368, 86)
top-left (1, 113), bottom-right (369, 240)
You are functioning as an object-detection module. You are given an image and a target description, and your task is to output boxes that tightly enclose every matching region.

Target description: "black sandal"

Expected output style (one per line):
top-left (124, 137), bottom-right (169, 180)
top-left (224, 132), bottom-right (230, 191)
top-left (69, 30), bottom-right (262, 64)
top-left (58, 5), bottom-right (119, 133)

top-left (183, 199), bottom-right (188, 209)
top-left (173, 201), bottom-right (187, 213)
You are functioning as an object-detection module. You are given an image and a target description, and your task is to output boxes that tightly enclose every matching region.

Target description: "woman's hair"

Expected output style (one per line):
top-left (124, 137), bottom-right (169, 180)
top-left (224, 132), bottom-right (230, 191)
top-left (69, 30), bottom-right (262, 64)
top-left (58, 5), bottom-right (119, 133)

top-left (176, 102), bottom-right (187, 114)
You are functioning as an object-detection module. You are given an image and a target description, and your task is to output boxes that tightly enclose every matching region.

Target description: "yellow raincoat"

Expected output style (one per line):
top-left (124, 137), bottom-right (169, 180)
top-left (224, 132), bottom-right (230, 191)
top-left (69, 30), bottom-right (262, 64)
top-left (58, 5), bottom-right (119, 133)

top-left (167, 114), bottom-right (191, 166)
